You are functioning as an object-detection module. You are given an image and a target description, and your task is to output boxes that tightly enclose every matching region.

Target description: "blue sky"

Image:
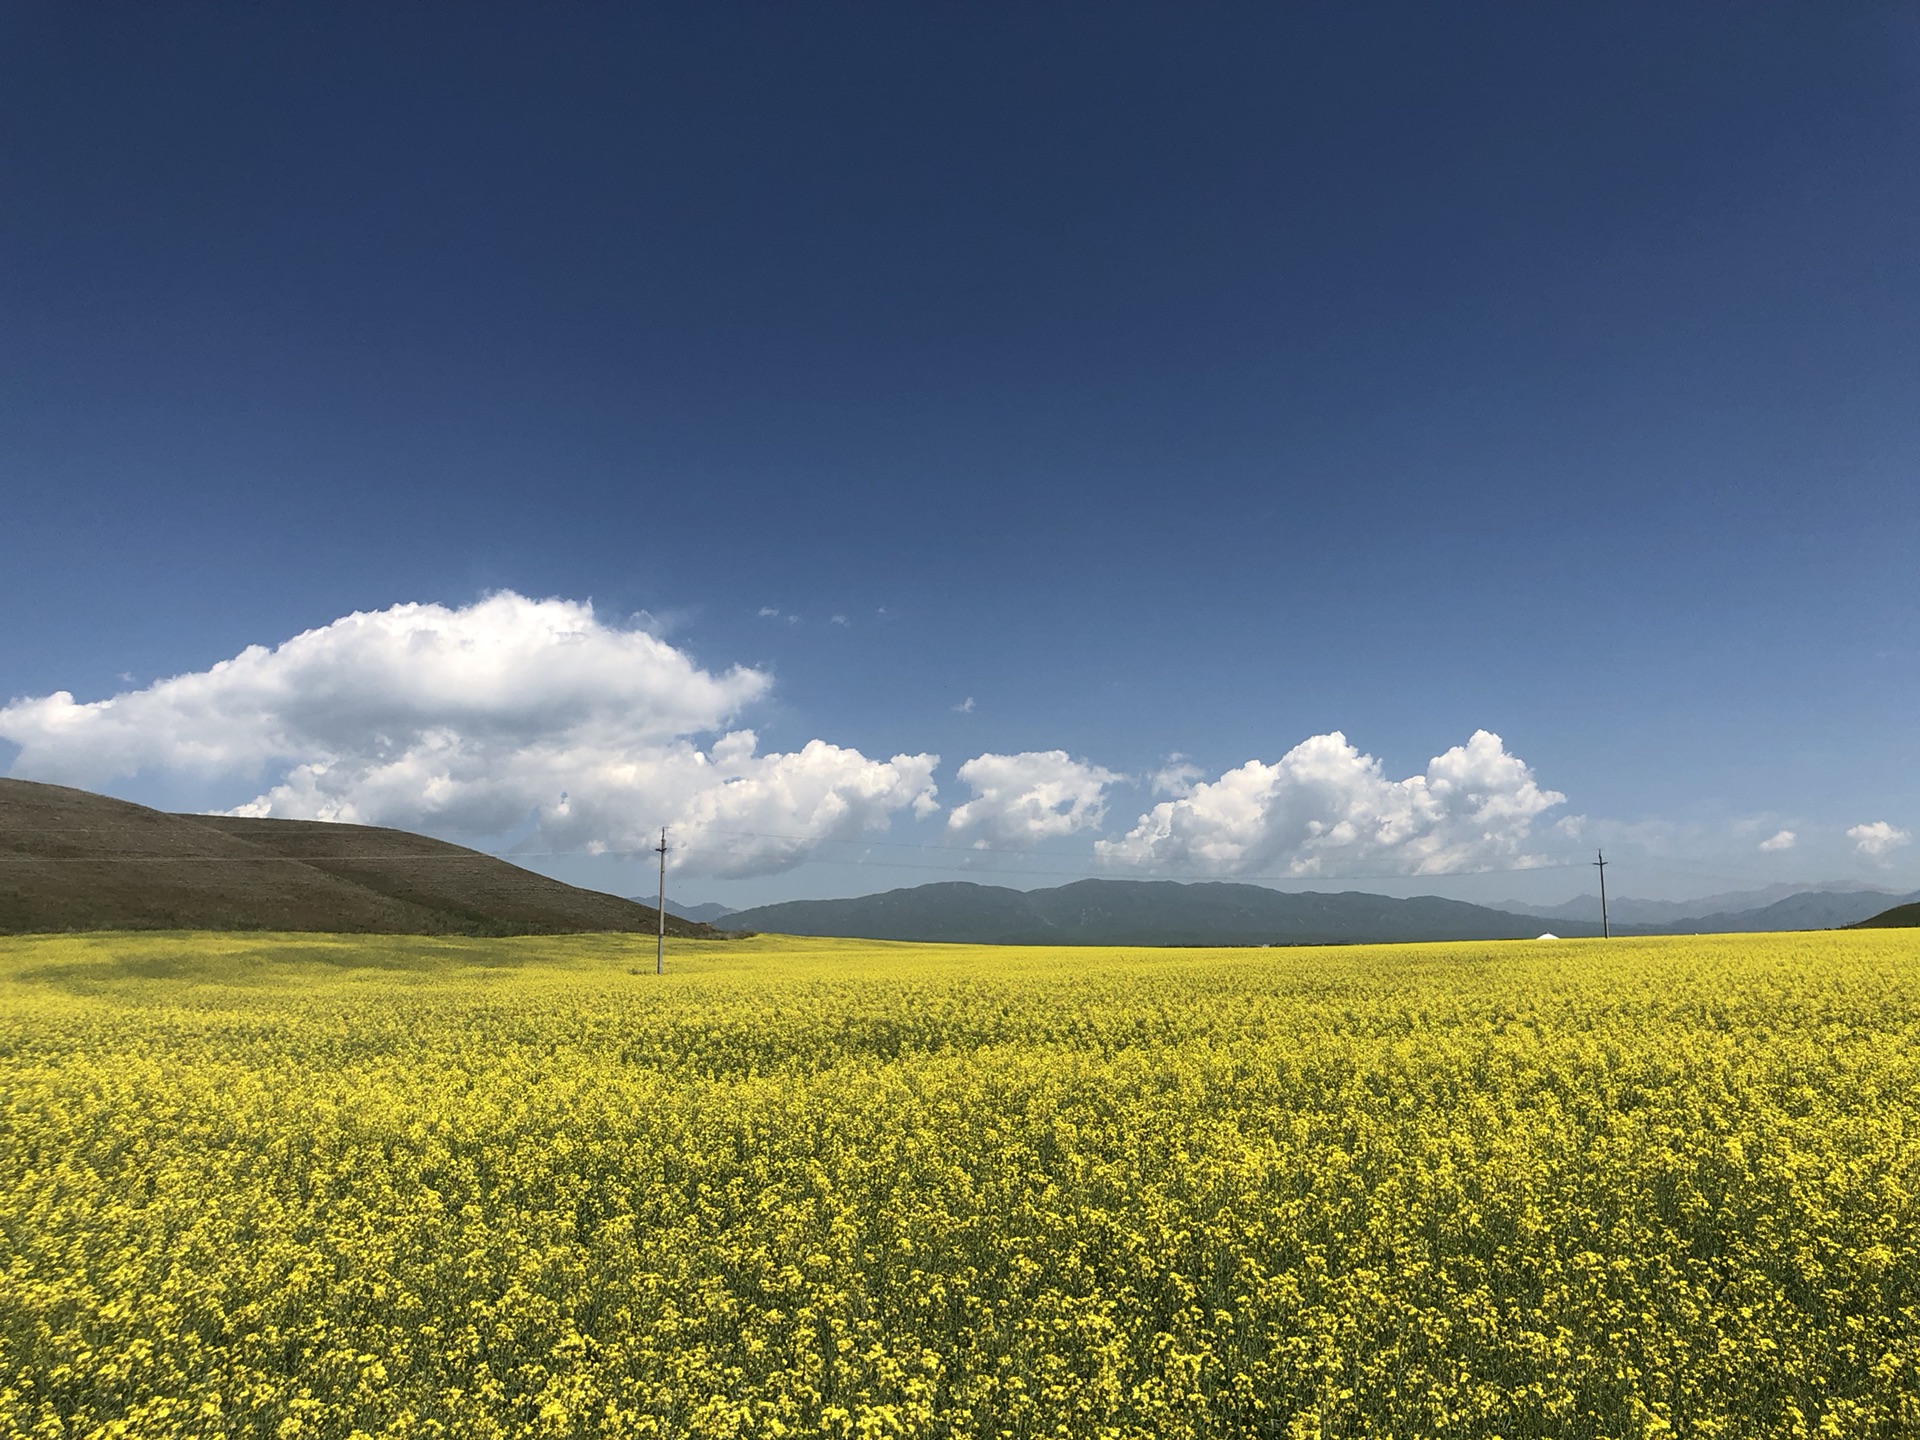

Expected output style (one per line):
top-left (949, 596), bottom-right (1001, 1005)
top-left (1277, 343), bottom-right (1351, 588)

top-left (3, 4), bottom-right (1916, 909)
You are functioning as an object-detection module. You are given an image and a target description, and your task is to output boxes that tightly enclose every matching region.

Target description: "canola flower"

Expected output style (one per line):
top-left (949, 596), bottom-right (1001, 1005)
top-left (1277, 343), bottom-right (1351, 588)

top-left (0, 929), bottom-right (1916, 1438)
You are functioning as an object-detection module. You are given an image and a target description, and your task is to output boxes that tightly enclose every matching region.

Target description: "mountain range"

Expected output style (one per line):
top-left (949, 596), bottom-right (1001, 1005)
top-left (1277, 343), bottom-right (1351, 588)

top-left (666, 901), bottom-right (741, 926)
top-left (6, 776), bottom-right (1910, 943)
top-left (704, 878), bottom-right (1920, 946)
top-left (1497, 881), bottom-right (1908, 928)
top-left (718, 880), bottom-right (1607, 946)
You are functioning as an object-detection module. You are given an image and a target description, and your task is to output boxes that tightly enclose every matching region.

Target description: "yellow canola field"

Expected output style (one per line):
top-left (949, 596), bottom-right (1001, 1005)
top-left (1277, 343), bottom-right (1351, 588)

top-left (1, 929), bottom-right (1917, 1439)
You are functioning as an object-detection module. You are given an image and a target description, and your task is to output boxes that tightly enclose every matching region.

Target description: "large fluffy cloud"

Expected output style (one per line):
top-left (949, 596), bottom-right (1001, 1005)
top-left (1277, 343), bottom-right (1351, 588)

top-left (0, 594), bottom-right (937, 877)
top-left (1848, 821), bottom-right (1912, 859)
top-left (655, 734), bottom-right (938, 878)
top-left (946, 750), bottom-right (1120, 848)
top-left (1095, 730), bottom-right (1565, 877)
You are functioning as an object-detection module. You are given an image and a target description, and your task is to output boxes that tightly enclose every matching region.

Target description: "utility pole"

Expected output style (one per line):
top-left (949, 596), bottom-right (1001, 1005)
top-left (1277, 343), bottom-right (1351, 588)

top-left (1594, 849), bottom-right (1609, 939)
top-left (655, 826), bottom-right (669, 975)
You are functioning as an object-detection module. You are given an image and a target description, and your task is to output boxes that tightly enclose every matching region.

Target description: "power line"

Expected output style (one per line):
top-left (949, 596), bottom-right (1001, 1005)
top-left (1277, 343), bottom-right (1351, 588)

top-left (0, 820), bottom-right (1593, 880)
top-left (0, 853), bottom-right (1712, 893)
top-left (5, 822), bottom-right (1847, 891)
top-left (0, 849), bottom-right (1592, 883)
top-left (9, 822), bottom-right (1875, 888)
top-left (0, 821), bottom-right (1599, 866)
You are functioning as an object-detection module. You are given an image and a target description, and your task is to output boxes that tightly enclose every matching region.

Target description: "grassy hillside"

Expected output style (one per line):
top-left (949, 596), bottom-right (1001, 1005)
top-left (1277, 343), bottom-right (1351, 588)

top-left (3, 928), bottom-right (1917, 1437)
top-left (0, 777), bottom-right (711, 937)
top-left (1851, 901), bottom-right (1920, 928)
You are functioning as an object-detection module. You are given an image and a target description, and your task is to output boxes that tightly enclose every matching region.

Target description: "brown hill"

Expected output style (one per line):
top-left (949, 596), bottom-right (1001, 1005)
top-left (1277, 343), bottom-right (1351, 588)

top-left (0, 778), bottom-right (714, 937)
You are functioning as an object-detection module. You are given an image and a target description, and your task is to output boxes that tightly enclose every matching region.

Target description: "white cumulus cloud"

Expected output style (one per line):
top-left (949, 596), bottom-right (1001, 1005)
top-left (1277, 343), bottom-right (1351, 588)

top-left (1758, 829), bottom-right (1797, 852)
top-left (1848, 821), bottom-right (1912, 859)
top-left (1095, 729), bottom-right (1564, 877)
top-left (1150, 756), bottom-right (1205, 797)
top-left (0, 593), bottom-right (937, 878)
top-left (668, 732), bottom-right (939, 876)
top-left (947, 750), bottom-right (1120, 848)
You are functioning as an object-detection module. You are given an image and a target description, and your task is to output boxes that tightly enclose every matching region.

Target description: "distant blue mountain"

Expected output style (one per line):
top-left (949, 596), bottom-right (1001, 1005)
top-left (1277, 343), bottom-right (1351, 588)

top-left (724, 879), bottom-right (1601, 946)
top-left (638, 899), bottom-right (738, 925)
top-left (721, 877), bottom-right (1920, 946)
top-left (1660, 888), bottom-right (1920, 934)
top-left (1501, 882), bottom-right (1908, 928)
top-left (676, 901), bottom-right (740, 925)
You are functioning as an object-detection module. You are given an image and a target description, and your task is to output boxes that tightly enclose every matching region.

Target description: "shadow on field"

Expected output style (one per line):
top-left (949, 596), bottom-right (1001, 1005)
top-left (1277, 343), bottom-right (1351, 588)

top-left (9, 934), bottom-right (542, 993)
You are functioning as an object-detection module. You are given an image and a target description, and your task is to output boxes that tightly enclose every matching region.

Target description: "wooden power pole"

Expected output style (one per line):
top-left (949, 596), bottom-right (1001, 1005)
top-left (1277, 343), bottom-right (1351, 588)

top-left (1594, 849), bottom-right (1609, 939)
top-left (655, 827), bottom-right (669, 974)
